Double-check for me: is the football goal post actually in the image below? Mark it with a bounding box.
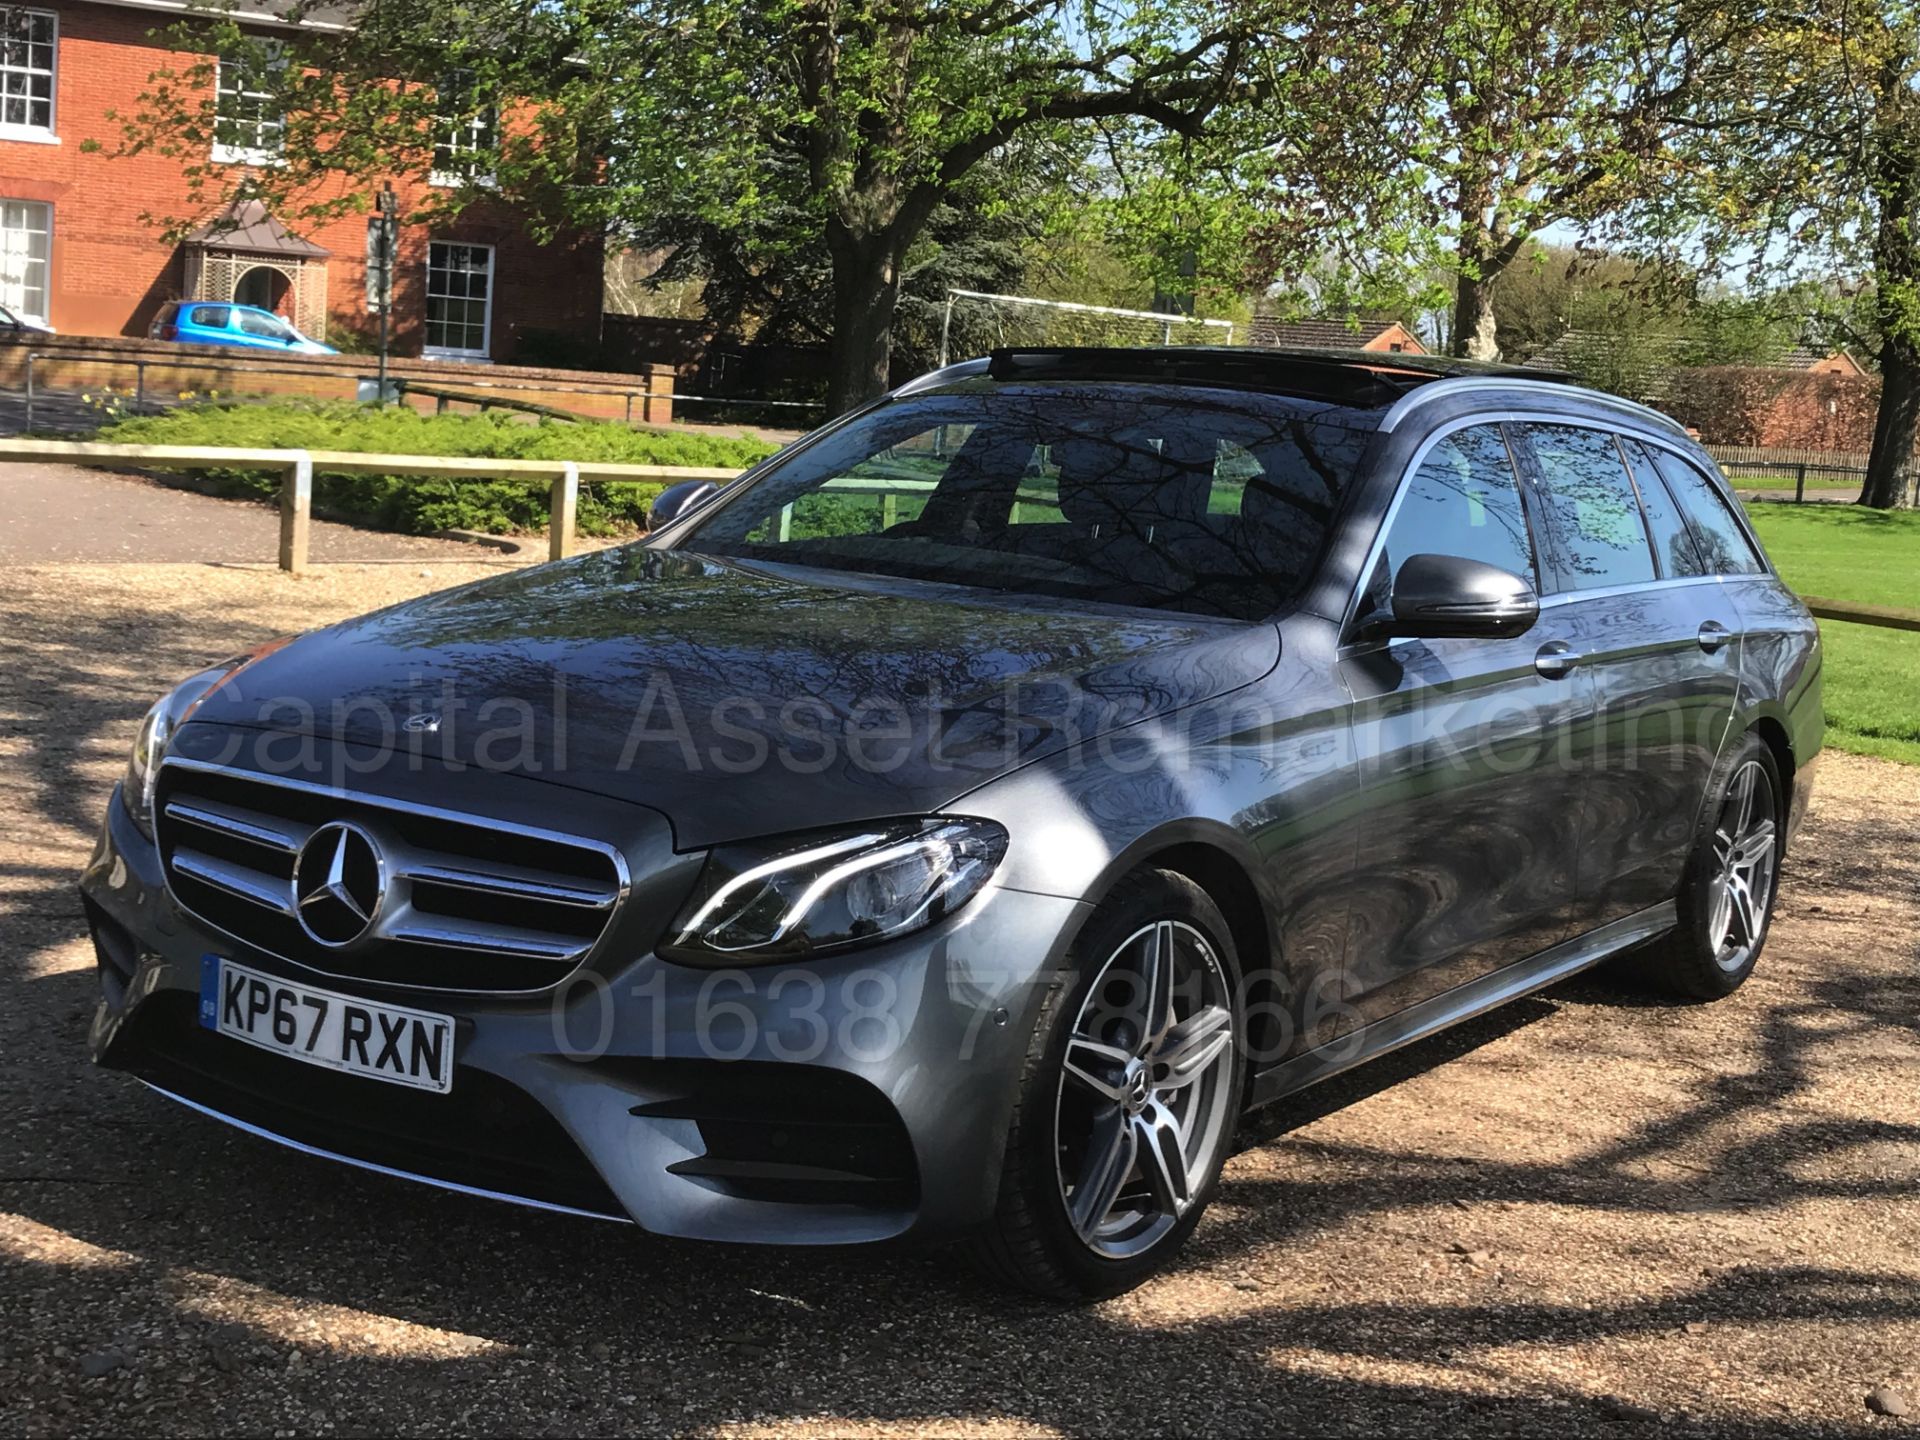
[938,289,1237,367]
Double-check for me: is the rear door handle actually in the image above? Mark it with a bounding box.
[1534,640,1582,679]
[1698,621,1734,653]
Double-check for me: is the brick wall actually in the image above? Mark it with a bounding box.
[1,331,676,422]
[0,0,604,362]
[1666,366,1882,452]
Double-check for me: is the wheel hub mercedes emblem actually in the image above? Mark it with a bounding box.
[292,821,387,947]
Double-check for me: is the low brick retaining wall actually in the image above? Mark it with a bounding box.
[1,333,677,425]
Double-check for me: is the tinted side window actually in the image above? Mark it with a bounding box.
[1620,439,1708,578]
[189,305,231,328]
[1650,449,1766,575]
[1379,424,1536,587]
[1522,424,1656,591]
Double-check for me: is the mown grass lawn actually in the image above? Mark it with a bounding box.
[1745,504,1920,765]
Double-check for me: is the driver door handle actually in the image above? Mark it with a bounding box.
[1534,640,1582,679]
[1698,620,1734,653]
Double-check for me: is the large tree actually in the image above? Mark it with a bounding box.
[1652,0,1920,508]
[1246,0,1744,361]
[1486,243,1646,362]
[635,153,1062,380]
[112,0,1273,412]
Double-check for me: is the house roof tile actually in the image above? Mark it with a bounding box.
[184,199,331,259]
[1247,317,1424,353]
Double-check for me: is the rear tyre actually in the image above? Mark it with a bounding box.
[1643,731,1784,1000]
[966,869,1245,1301]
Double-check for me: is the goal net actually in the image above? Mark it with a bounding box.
[938,289,1236,367]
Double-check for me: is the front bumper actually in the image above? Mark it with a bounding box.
[83,786,1085,1245]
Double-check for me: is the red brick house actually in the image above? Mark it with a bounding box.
[1247,316,1429,355]
[0,0,604,362]
[1521,329,1878,449]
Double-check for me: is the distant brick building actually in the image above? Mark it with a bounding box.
[1247,316,1428,355]
[1521,330,1868,400]
[0,0,604,362]
[1665,365,1882,453]
[1522,330,1878,450]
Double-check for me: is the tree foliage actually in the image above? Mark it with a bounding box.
[1246,0,1745,360]
[1486,244,1648,361]
[632,153,1068,384]
[106,0,1272,411]
[1646,0,1920,506]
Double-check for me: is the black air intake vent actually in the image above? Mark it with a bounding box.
[617,1059,919,1209]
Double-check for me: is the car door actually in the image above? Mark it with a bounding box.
[1336,420,1595,1025]
[1511,423,1740,934]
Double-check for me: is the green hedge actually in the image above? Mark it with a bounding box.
[94,402,779,536]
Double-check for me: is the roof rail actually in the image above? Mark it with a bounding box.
[886,347,1688,437]
[976,346,1414,406]
[1377,375,1689,437]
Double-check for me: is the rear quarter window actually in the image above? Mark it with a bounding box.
[1649,449,1767,576]
[1620,439,1709,578]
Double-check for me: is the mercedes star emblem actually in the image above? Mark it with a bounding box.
[292,821,387,947]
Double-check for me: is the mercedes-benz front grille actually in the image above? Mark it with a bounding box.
[153,761,628,993]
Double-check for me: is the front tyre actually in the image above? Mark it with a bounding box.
[1649,731,1785,1000]
[967,869,1244,1301]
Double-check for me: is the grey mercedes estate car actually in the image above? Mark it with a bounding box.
[83,347,1820,1299]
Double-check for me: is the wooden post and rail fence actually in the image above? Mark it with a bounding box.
[0,438,741,573]
[2,438,1917,634]
[1697,443,1920,506]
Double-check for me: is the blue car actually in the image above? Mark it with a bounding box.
[148,301,337,355]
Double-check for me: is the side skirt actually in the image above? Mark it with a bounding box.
[1249,901,1678,1108]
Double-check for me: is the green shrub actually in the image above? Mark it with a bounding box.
[95,401,778,536]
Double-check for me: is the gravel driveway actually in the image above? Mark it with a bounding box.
[3,561,1916,1438]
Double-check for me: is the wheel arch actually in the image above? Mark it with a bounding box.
[1068,823,1285,1076]
[1747,713,1795,801]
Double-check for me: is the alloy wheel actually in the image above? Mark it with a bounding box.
[1053,920,1238,1259]
[1708,758,1778,972]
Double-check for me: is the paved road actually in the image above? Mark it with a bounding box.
[0,463,515,564]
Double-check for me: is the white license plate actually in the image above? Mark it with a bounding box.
[199,956,455,1094]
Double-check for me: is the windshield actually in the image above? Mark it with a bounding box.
[671,383,1375,620]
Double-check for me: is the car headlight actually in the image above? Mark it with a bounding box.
[121,641,290,837]
[661,818,1008,965]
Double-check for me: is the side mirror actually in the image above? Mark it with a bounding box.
[1380,552,1539,640]
[647,480,721,532]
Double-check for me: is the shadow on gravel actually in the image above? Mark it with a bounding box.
[5,924,1916,1434]
[2,585,1916,1434]
[3,587,289,855]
